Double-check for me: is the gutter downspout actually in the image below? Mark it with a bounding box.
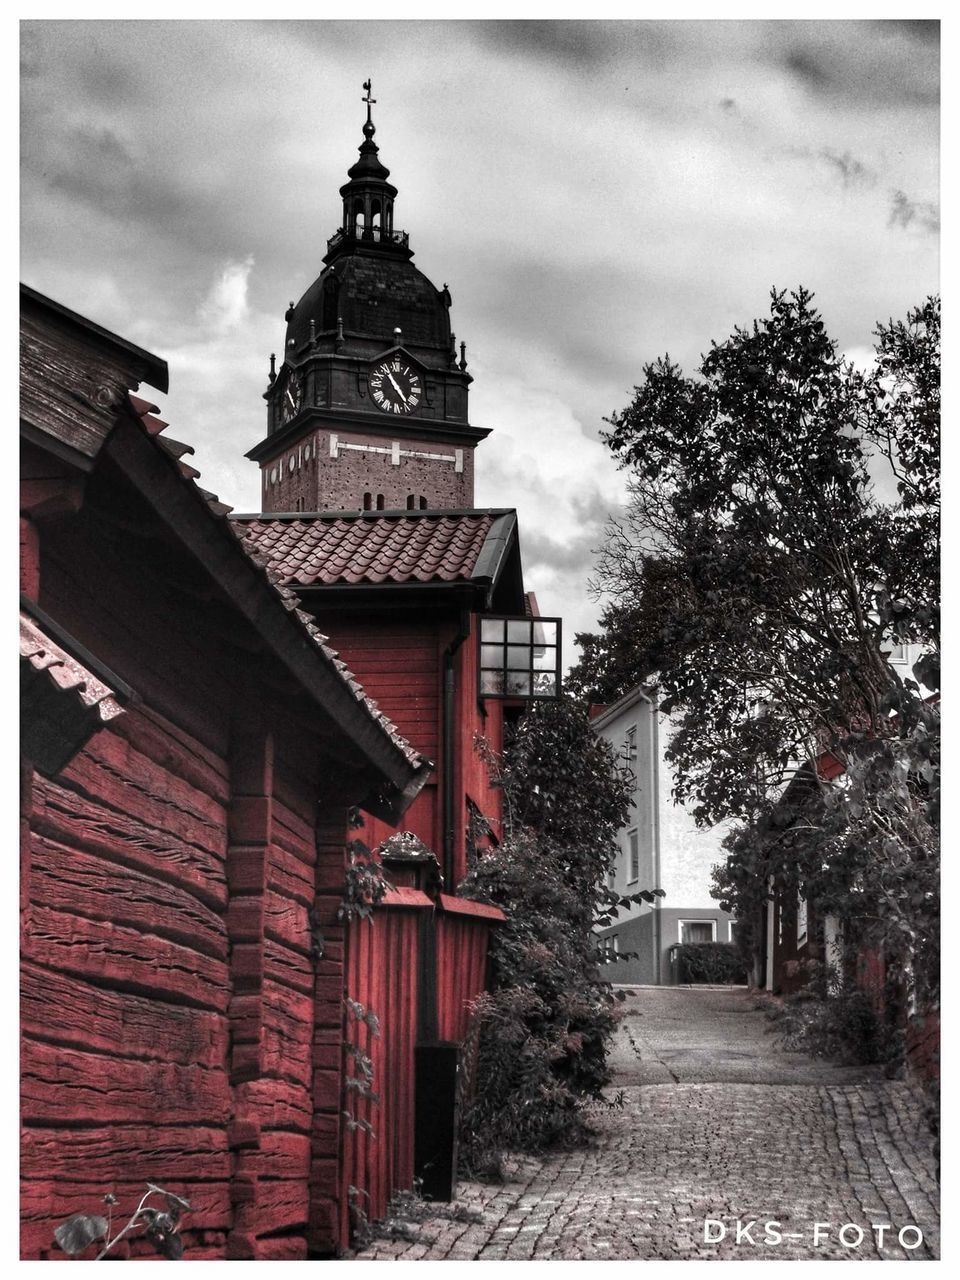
[442,606,471,891]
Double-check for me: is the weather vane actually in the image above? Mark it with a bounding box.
[362,79,376,126]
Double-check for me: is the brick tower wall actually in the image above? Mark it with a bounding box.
[261,428,475,513]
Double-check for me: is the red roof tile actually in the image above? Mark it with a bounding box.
[232,513,501,587]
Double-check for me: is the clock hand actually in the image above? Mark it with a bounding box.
[387,371,408,403]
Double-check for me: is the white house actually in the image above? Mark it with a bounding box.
[591,685,735,984]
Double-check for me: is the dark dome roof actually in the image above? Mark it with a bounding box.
[286,254,451,352]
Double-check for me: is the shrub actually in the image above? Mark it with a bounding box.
[458,700,641,1173]
[674,941,747,985]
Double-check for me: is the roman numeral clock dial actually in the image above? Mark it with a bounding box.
[370,358,421,415]
[280,370,302,423]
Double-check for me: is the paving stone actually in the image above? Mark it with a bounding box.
[349,986,939,1261]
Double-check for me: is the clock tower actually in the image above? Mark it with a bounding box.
[247,82,490,513]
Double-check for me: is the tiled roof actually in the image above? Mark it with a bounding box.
[231,511,505,587]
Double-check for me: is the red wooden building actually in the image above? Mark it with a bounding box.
[20,284,429,1259]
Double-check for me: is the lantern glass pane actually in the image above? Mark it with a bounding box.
[481,644,504,668]
[481,619,505,642]
[507,645,530,671]
[481,670,504,694]
[533,645,557,671]
[533,672,557,696]
[506,671,531,695]
[533,620,558,645]
[507,619,531,643]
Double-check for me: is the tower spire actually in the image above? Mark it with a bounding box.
[330,79,408,257]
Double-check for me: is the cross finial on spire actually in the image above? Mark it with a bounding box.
[362,79,376,127]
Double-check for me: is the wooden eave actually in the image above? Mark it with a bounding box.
[101,408,429,822]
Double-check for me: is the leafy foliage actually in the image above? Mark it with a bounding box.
[53,1184,190,1260]
[343,995,381,1140]
[458,699,658,1172]
[573,289,939,1025]
[673,941,747,985]
[338,841,392,923]
[763,982,891,1068]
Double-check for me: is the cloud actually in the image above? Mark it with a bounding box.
[198,257,256,334]
[778,23,939,108]
[889,190,940,234]
[818,149,876,189]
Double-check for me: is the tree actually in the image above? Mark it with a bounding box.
[572,289,939,1017]
[458,698,658,1171]
[573,288,939,823]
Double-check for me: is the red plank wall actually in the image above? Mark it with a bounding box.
[311,608,505,888]
[340,893,430,1236]
[21,499,361,1258]
[21,705,234,1258]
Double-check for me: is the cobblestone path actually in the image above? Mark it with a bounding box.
[350,986,940,1261]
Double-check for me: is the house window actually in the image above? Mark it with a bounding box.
[680,919,716,944]
[478,616,562,699]
[797,894,808,946]
[600,934,619,961]
[607,859,617,890]
[623,725,637,785]
[628,829,640,883]
[887,641,909,665]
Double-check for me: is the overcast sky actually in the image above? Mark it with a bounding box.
[20,19,939,671]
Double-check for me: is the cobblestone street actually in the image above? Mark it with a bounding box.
[350,986,940,1261]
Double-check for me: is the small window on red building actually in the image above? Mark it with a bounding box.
[478,616,562,699]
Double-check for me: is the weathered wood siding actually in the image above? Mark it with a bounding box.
[434,901,495,1045]
[340,893,429,1235]
[21,704,233,1259]
[309,609,505,887]
[21,505,359,1258]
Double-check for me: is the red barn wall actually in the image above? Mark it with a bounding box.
[340,893,430,1234]
[21,704,233,1259]
[21,500,359,1259]
[310,607,505,887]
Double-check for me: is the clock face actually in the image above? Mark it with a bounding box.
[281,371,302,422]
[370,358,421,415]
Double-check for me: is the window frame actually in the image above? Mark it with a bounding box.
[678,918,717,944]
[477,615,562,700]
[627,827,640,884]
